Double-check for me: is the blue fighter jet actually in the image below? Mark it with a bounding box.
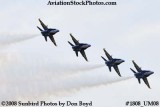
[130,61,154,89]
[68,34,91,61]
[101,49,124,77]
[37,19,59,46]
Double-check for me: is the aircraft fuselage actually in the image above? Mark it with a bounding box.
[135,70,154,79]
[72,43,91,51]
[105,59,124,67]
[41,28,59,37]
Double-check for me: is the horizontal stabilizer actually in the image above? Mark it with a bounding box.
[68,41,74,46]
[130,68,136,73]
[108,66,112,72]
[101,56,107,61]
[37,26,43,31]
[44,36,47,41]
[138,78,141,84]
[75,51,78,57]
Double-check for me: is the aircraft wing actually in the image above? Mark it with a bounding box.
[132,61,142,72]
[39,19,48,30]
[143,77,151,89]
[113,65,121,77]
[80,50,88,61]
[70,34,79,45]
[103,48,113,60]
[49,35,57,46]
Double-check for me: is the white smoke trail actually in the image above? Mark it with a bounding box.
[48,75,134,97]
[0,46,132,101]
[0,61,134,101]
[0,33,38,46]
[47,64,106,76]
[0,33,133,101]
[0,54,105,100]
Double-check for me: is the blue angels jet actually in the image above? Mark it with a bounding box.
[68,34,91,61]
[130,61,154,89]
[37,19,59,46]
[101,49,124,77]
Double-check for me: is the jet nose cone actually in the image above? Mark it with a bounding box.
[56,29,59,32]
[88,44,91,47]
[122,60,125,62]
[120,59,125,63]
[151,71,154,74]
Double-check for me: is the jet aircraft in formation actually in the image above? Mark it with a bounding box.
[101,49,124,77]
[68,34,91,61]
[37,19,154,89]
[37,19,59,46]
[130,61,154,89]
